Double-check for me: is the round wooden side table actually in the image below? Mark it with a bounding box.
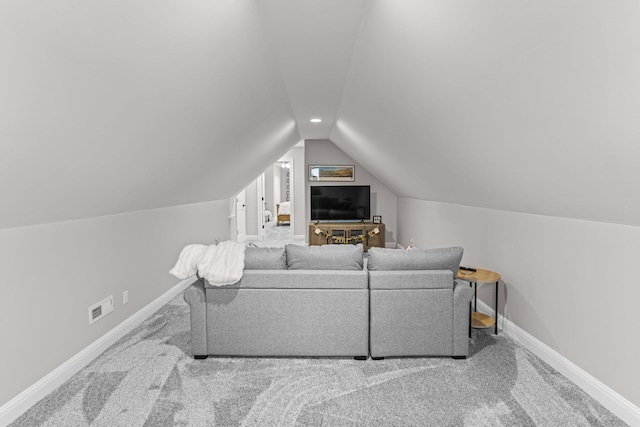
[456,268,501,335]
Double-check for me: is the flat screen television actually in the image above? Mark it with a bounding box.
[310,185,370,221]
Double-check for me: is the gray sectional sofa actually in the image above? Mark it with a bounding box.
[183,244,473,360]
[367,247,473,359]
[184,244,369,359]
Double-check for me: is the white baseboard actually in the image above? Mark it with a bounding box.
[4,282,636,426]
[0,278,196,427]
[476,300,640,426]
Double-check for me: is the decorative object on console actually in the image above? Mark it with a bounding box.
[309,165,355,181]
[373,215,382,224]
[312,223,380,244]
[309,222,385,251]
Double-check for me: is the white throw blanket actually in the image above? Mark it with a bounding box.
[169,241,245,286]
[169,244,208,279]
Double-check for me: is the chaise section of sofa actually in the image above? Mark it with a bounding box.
[367,247,473,359]
[184,244,369,359]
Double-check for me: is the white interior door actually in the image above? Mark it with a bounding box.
[257,173,266,239]
[236,190,246,243]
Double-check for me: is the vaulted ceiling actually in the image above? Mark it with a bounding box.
[2,0,640,229]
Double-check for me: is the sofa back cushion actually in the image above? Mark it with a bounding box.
[367,247,463,276]
[244,247,286,270]
[286,244,364,270]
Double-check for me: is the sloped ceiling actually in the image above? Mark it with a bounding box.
[258,0,366,139]
[333,0,640,226]
[2,0,640,229]
[0,0,300,229]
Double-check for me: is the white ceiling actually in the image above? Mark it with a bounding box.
[259,0,367,140]
[2,0,640,229]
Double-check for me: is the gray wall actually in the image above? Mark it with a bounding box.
[291,146,306,238]
[0,200,229,407]
[273,165,282,212]
[397,197,640,409]
[305,140,397,244]
[280,166,290,202]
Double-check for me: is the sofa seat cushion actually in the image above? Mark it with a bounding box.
[285,244,364,270]
[244,247,286,270]
[367,247,463,276]
[205,269,368,290]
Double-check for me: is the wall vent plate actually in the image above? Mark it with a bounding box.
[88,295,114,325]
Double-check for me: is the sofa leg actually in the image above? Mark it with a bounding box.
[371,356,384,361]
[354,356,367,361]
[194,355,208,360]
[452,356,466,360]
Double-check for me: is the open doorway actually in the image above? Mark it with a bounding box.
[233,156,295,244]
[263,158,293,241]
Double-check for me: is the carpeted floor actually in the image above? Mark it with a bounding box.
[10,290,626,426]
[247,221,295,248]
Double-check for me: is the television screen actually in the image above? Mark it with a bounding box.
[310,185,370,221]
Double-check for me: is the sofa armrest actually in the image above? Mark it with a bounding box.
[453,279,474,357]
[183,279,207,357]
[454,279,474,303]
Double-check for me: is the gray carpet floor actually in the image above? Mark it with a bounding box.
[10,290,626,426]
[247,221,296,248]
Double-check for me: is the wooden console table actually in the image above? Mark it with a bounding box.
[456,268,501,335]
[308,222,385,251]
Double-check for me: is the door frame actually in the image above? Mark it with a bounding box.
[256,173,266,240]
[235,189,247,243]
[278,156,295,239]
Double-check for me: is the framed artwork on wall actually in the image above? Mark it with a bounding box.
[308,165,355,181]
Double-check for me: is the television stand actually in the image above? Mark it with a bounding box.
[308,222,385,251]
